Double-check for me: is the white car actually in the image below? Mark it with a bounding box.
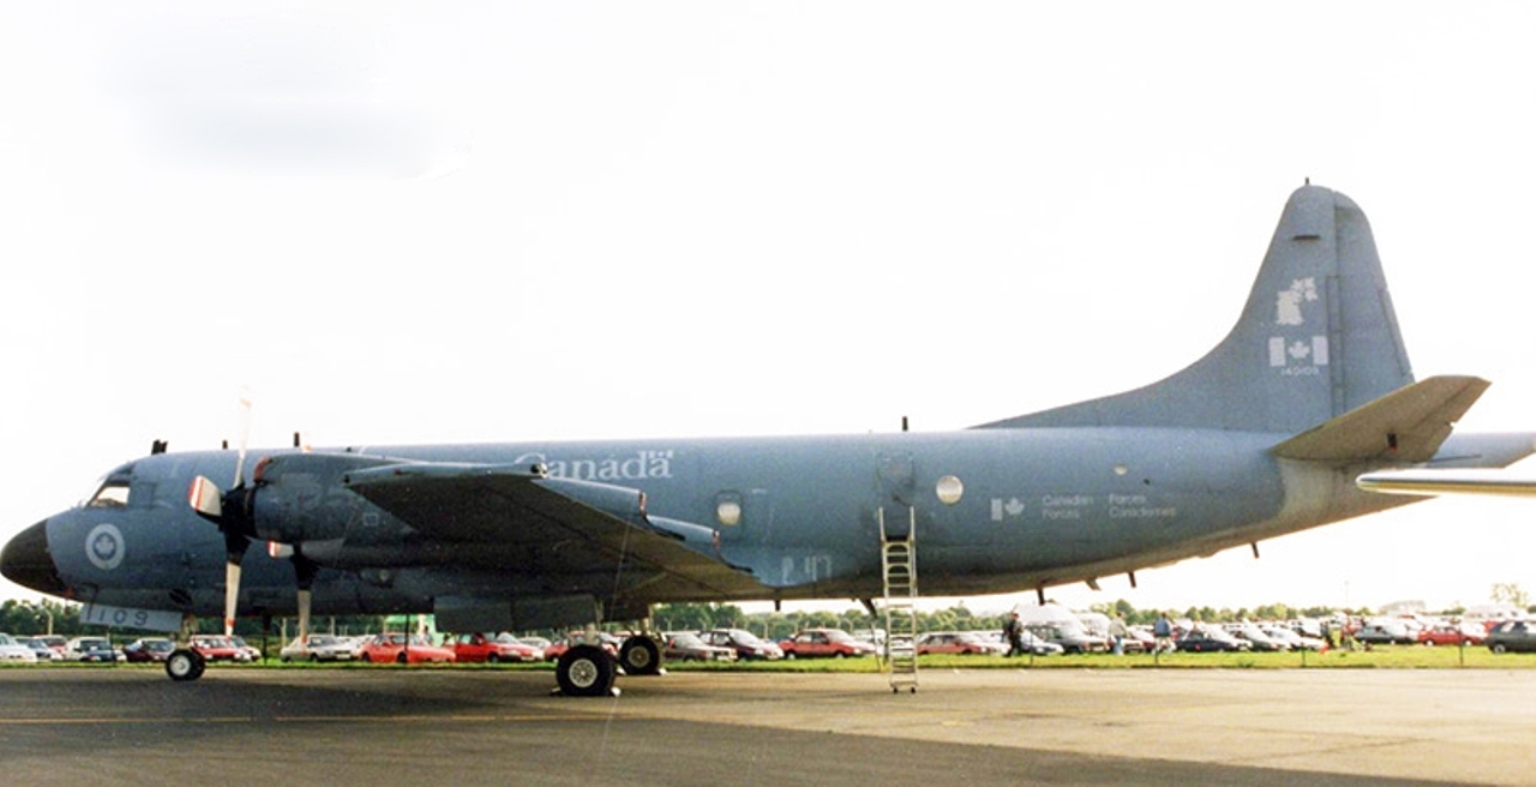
[65,636,123,662]
[17,637,60,661]
[0,633,39,663]
[280,634,358,662]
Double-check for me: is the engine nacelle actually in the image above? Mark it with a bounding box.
[250,452,398,545]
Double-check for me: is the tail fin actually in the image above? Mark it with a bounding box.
[979,185,1414,433]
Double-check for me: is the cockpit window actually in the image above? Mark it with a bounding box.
[87,481,131,508]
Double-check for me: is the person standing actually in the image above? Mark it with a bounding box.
[1003,611,1025,657]
[1110,612,1129,656]
[1153,613,1174,654]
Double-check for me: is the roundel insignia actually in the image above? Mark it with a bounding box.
[85,523,125,570]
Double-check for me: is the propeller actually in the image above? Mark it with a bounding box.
[188,394,322,642]
[188,394,257,637]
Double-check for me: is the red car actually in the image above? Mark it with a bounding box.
[123,638,175,663]
[358,634,456,665]
[916,631,1007,656]
[190,635,252,662]
[1418,622,1487,647]
[543,632,621,662]
[449,632,543,663]
[777,628,878,659]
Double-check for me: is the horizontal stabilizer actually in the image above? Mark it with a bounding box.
[1357,469,1536,497]
[1270,375,1489,463]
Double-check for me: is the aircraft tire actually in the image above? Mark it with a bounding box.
[619,636,662,676]
[166,649,205,682]
[557,645,616,697]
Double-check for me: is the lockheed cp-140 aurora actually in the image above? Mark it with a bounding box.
[5,184,1532,695]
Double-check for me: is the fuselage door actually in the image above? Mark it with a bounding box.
[876,452,917,541]
[877,452,916,507]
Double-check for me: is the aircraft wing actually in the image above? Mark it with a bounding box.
[342,462,770,600]
[1356,469,1536,498]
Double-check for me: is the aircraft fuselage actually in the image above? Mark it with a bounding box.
[17,427,1530,623]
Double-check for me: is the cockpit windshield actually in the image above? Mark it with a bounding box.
[84,466,135,508]
[86,480,130,508]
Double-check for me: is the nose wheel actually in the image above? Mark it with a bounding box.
[166,648,206,682]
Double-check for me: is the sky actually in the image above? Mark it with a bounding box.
[2,1,1534,618]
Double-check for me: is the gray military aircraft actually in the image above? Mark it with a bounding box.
[4,184,1533,695]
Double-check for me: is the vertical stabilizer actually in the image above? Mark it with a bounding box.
[979,186,1413,433]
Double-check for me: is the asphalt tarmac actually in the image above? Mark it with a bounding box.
[0,666,1529,785]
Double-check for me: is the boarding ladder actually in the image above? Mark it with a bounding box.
[879,506,919,693]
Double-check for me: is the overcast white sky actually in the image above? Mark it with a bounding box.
[2,1,1533,616]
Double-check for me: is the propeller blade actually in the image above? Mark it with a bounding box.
[294,554,318,643]
[188,476,224,518]
[232,391,253,489]
[223,560,242,637]
[296,589,313,642]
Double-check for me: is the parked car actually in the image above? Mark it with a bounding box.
[1262,626,1327,652]
[1014,630,1066,656]
[1119,626,1155,654]
[1224,623,1291,652]
[517,635,552,654]
[16,637,61,661]
[661,632,737,662]
[1418,622,1487,647]
[1487,620,1536,654]
[448,632,544,663]
[229,635,264,661]
[542,632,621,661]
[35,635,68,657]
[778,628,878,658]
[0,633,39,662]
[280,634,359,662]
[1175,627,1251,653]
[65,636,122,662]
[189,635,252,662]
[122,637,175,663]
[1354,620,1415,645]
[916,631,1008,656]
[699,628,783,660]
[358,633,456,664]
[1025,623,1109,654]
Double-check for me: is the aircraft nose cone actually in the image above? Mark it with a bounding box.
[1,520,67,596]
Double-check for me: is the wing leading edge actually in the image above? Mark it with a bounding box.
[342,461,770,604]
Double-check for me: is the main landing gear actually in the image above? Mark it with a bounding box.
[555,645,618,697]
[553,633,664,697]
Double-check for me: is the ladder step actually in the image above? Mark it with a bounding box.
[879,505,919,691]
